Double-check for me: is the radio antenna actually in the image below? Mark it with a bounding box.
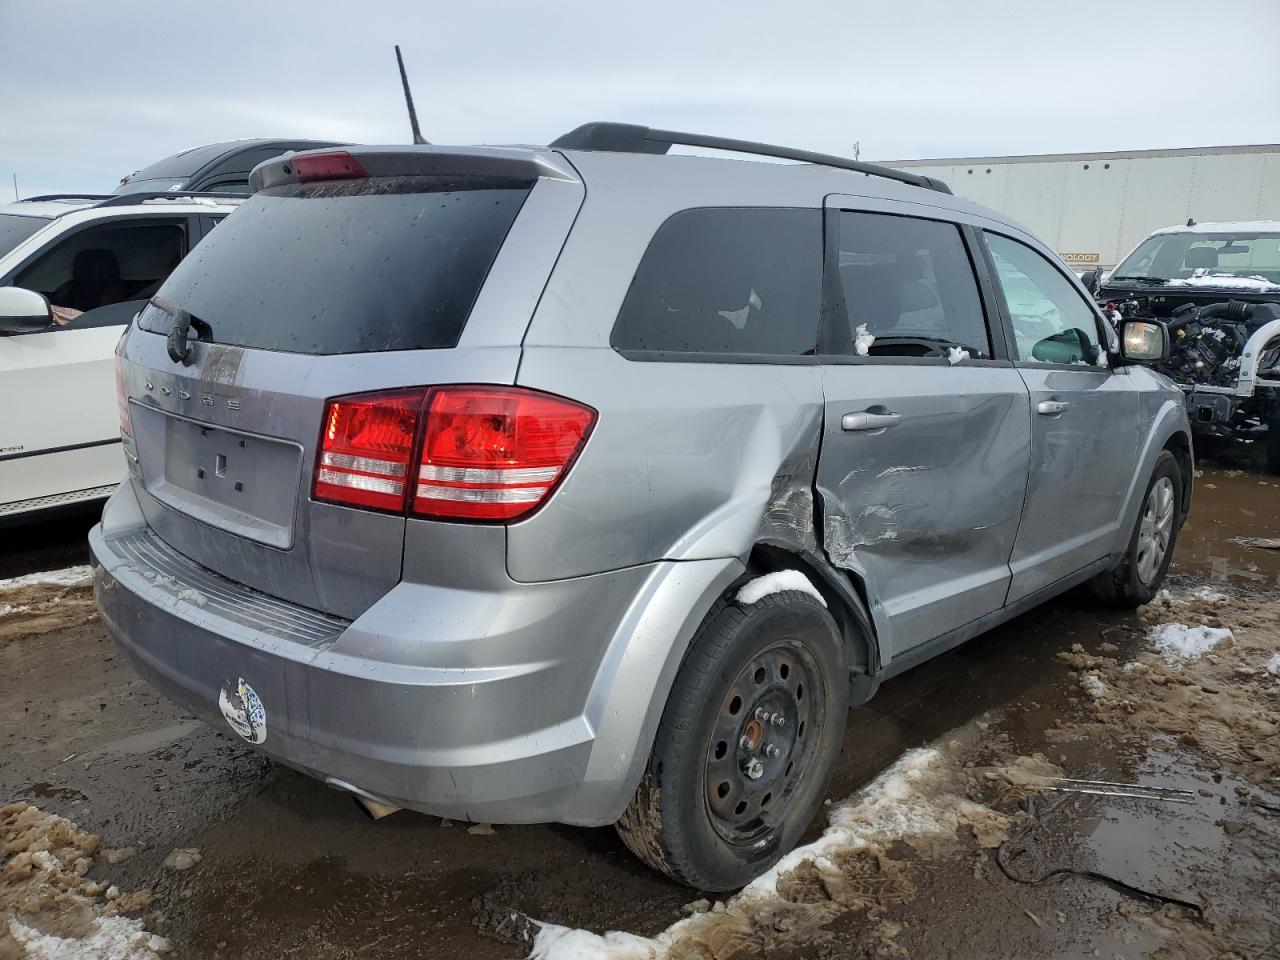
[395,45,428,145]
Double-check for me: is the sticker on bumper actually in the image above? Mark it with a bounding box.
[218,678,267,744]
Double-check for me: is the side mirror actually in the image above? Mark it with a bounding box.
[1079,268,1101,295]
[0,287,53,334]
[1120,320,1170,363]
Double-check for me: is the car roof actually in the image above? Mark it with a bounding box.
[0,197,99,218]
[130,139,344,180]
[1148,220,1280,236]
[259,137,1028,238]
[0,195,244,220]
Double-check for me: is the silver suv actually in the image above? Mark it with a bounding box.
[89,126,1193,890]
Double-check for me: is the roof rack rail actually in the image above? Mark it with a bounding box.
[550,122,952,195]
[92,191,241,208]
[21,193,114,203]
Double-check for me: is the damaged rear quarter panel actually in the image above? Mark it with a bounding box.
[509,347,825,581]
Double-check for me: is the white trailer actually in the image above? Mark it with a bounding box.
[884,144,1280,270]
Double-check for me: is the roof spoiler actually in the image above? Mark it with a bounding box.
[251,146,574,192]
[551,122,953,195]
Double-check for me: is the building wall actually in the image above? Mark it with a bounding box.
[885,146,1280,269]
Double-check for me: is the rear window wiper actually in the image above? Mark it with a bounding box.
[151,295,212,365]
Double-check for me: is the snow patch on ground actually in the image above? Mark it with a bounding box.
[10,916,170,960]
[1150,622,1232,662]
[853,323,875,356]
[526,737,1053,960]
[528,926,657,960]
[0,566,93,592]
[740,747,957,896]
[1266,653,1280,677]
[1,804,167,959]
[1080,674,1107,699]
[736,570,826,608]
[1191,586,1228,603]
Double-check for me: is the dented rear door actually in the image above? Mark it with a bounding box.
[814,201,1031,660]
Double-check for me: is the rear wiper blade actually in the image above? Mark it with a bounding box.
[151,295,212,365]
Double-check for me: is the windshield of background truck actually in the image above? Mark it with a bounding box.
[1114,231,1280,285]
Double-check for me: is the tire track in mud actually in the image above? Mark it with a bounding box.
[1055,587,1280,787]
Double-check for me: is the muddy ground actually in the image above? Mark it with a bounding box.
[1,459,1278,959]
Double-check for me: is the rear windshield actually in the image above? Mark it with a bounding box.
[137,176,530,354]
[0,213,49,257]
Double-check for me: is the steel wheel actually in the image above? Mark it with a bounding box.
[1135,475,1175,584]
[703,640,823,846]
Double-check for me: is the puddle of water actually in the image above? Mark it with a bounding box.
[20,781,89,804]
[1176,465,1280,586]
[88,720,204,760]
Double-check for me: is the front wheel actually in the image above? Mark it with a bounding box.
[1090,450,1183,607]
[615,587,847,891]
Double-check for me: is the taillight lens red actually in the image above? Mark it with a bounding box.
[413,388,596,521]
[314,389,423,512]
[313,386,596,522]
[292,151,369,183]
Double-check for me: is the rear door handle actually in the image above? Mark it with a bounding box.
[1037,400,1070,416]
[841,411,902,432]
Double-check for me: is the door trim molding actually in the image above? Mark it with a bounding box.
[0,436,121,464]
[876,553,1119,683]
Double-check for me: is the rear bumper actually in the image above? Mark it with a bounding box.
[90,482,741,826]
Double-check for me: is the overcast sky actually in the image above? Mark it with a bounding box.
[2,0,1278,198]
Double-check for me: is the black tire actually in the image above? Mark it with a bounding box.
[1266,395,1280,475]
[615,588,847,891]
[1091,450,1183,607]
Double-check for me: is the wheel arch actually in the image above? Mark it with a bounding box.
[744,542,881,703]
[1118,398,1194,546]
[1162,429,1194,525]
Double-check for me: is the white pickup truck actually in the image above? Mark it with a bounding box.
[0,194,241,523]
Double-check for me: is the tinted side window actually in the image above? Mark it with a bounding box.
[985,233,1101,365]
[611,207,821,357]
[829,212,990,359]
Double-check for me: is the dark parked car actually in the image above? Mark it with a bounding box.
[113,139,348,196]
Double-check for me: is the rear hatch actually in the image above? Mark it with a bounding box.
[117,147,584,618]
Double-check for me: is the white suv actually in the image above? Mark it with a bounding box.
[0,193,242,522]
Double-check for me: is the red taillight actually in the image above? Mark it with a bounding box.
[312,386,595,523]
[413,388,596,521]
[314,389,423,513]
[292,151,369,183]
